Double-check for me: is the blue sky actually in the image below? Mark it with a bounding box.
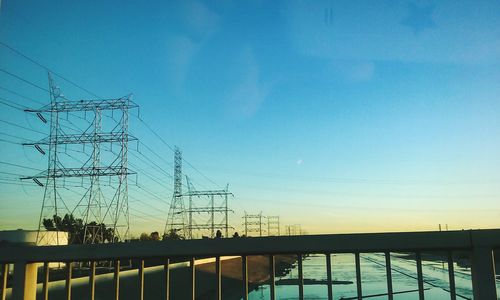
[1,0,499,235]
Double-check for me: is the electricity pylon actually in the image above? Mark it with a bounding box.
[243,212,265,237]
[285,224,302,236]
[22,73,137,244]
[185,176,233,239]
[164,146,187,238]
[267,216,280,236]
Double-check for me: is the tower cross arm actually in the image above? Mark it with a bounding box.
[22,133,137,145]
[20,166,136,180]
[25,98,138,113]
[185,190,234,197]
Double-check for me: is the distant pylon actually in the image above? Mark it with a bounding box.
[185,176,234,239]
[267,216,280,236]
[164,146,187,238]
[243,212,264,237]
[285,224,302,236]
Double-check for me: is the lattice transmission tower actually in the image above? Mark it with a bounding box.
[267,216,280,236]
[285,224,302,236]
[243,212,265,237]
[22,73,137,244]
[185,176,233,239]
[164,146,187,238]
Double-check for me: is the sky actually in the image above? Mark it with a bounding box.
[0,0,499,236]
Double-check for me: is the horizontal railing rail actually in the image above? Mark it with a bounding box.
[2,229,499,262]
[1,229,499,300]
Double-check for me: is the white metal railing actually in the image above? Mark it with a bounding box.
[1,229,499,300]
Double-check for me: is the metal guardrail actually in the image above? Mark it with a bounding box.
[0,229,499,300]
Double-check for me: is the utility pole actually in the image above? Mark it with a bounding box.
[23,73,137,244]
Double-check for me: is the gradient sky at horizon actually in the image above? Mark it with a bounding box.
[1,0,499,236]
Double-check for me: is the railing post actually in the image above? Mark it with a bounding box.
[326,254,333,300]
[138,259,145,300]
[269,255,276,300]
[216,256,221,300]
[164,259,170,300]
[190,257,196,300]
[298,254,304,300]
[415,252,424,300]
[447,252,456,300]
[471,247,497,299]
[354,253,362,300]
[42,262,49,300]
[242,256,248,300]
[11,262,38,300]
[65,262,72,300]
[384,252,393,300]
[113,260,120,300]
[1,264,9,300]
[89,261,96,300]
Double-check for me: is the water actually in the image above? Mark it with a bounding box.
[248,253,486,300]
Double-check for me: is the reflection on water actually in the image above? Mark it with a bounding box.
[248,253,480,300]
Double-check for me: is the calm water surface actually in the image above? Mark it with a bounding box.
[248,253,500,300]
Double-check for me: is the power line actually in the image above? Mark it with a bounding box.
[136,117,175,152]
[196,165,500,186]
[183,158,223,189]
[136,140,173,169]
[0,170,26,177]
[0,85,44,105]
[129,148,173,179]
[136,116,223,189]
[0,85,90,125]
[0,41,102,99]
[129,195,168,214]
[4,40,221,192]
[1,43,229,232]
[0,176,23,181]
[129,211,165,224]
[0,179,36,187]
[135,184,169,204]
[0,138,21,145]
[0,161,43,171]
[20,75,136,244]
[0,68,49,92]
[0,44,185,236]
[106,145,173,191]
[129,145,195,190]
[129,189,170,220]
[0,119,46,135]
[0,132,29,141]
[129,161,173,191]
[0,101,23,110]
[3,42,224,192]
[120,141,198,192]
[134,184,168,201]
[0,97,27,110]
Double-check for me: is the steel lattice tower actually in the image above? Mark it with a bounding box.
[267,216,280,236]
[185,176,233,239]
[22,73,137,244]
[164,146,187,238]
[243,212,265,237]
[285,224,302,236]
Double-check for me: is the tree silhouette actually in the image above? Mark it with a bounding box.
[42,214,116,244]
[162,229,184,241]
